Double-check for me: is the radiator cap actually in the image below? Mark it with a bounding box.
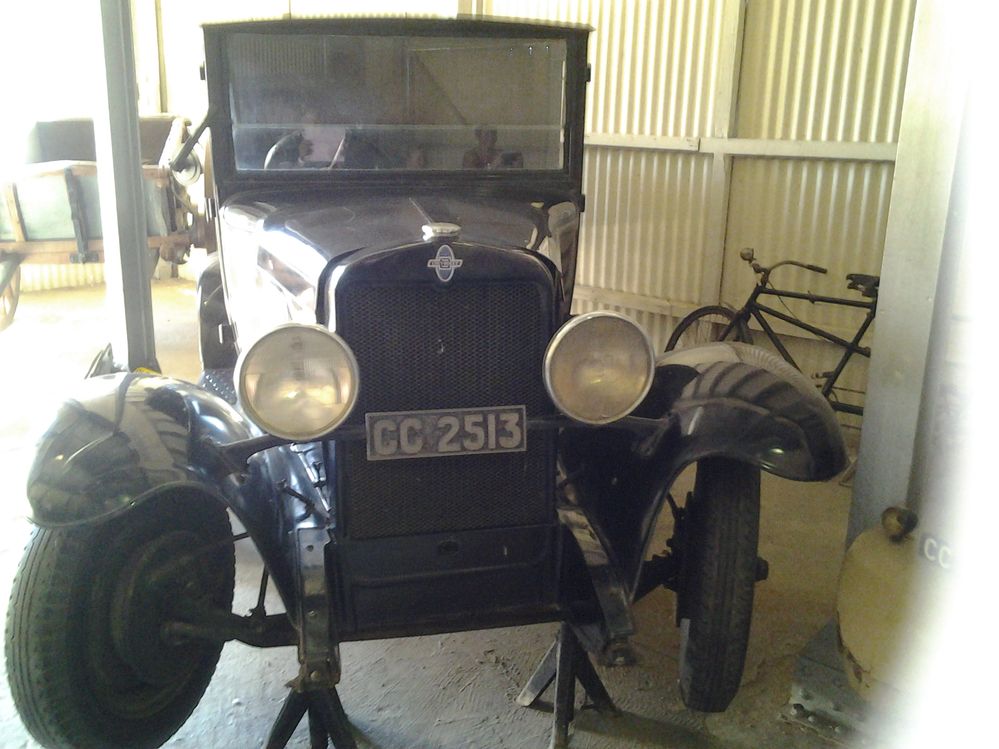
[422,222,461,241]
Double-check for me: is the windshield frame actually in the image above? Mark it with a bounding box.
[204,18,590,205]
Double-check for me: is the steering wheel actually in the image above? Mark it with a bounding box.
[263,131,305,170]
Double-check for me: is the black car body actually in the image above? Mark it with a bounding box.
[6,17,847,749]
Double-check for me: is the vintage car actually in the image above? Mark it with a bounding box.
[5,17,847,749]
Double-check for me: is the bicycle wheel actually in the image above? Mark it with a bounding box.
[666,306,751,352]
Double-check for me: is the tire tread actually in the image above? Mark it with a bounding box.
[5,497,233,749]
[678,457,761,712]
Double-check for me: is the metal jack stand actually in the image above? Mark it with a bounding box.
[517,622,619,749]
[265,686,357,749]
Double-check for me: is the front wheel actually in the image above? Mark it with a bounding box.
[5,494,235,748]
[677,458,761,712]
[665,305,751,352]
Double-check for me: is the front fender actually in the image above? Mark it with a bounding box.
[642,342,846,479]
[25,373,295,602]
[27,373,255,526]
[562,342,848,594]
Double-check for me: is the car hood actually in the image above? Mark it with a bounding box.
[223,192,546,261]
[217,191,564,347]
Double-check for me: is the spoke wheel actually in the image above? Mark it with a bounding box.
[5,494,234,748]
[665,305,751,351]
[1,265,21,331]
[676,457,761,712]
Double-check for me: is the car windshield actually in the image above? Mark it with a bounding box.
[227,33,567,172]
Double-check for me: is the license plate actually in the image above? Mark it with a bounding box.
[365,406,527,461]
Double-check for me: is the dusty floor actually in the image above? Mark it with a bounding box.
[0,281,854,749]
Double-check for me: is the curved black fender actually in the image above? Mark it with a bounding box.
[197,253,238,370]
[560,342,848,595]
[24,372,300,605]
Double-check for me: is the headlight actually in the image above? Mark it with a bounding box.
[236,324,359,441]
[544,311,655,425]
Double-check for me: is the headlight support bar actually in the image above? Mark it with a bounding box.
[210,414,676,473]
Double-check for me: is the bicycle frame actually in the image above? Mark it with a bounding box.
[726,285,877,416]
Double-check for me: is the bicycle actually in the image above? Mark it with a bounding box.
[665,248,879,416]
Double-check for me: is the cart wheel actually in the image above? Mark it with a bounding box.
[676,457,760,712]
[665,305,751,351]
[1,265,21,331]
[5,493,234,748]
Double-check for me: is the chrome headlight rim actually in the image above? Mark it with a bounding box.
[235,323,360,442]
[543,310,656,426]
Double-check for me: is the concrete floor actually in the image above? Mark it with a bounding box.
[0,280,855,749]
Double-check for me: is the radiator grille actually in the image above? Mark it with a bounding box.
[336,280,555,540]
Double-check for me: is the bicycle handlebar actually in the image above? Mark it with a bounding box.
[769,259,828,275]
[739,249,875,300]
[741,250,830,274]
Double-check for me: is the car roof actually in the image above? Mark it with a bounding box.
[202,15,592,36]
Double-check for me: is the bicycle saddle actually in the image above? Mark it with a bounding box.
[846,273,879,298]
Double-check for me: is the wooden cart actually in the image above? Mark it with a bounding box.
[0,115,202,330]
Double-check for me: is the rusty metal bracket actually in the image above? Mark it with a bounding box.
[557,502,635,643]
[294,525,339,688]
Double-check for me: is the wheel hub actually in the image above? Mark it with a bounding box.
[110,530,210,686]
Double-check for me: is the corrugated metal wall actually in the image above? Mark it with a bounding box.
[21,263,105,293]
[486,0,915,424]
[737,0,914,143]
[584,0,724,137]
[576,148,713,314]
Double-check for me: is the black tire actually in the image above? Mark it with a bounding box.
[1,264,21,332]
[5,494,235,748]
[677,457,761,712]
[665,305,751,352]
